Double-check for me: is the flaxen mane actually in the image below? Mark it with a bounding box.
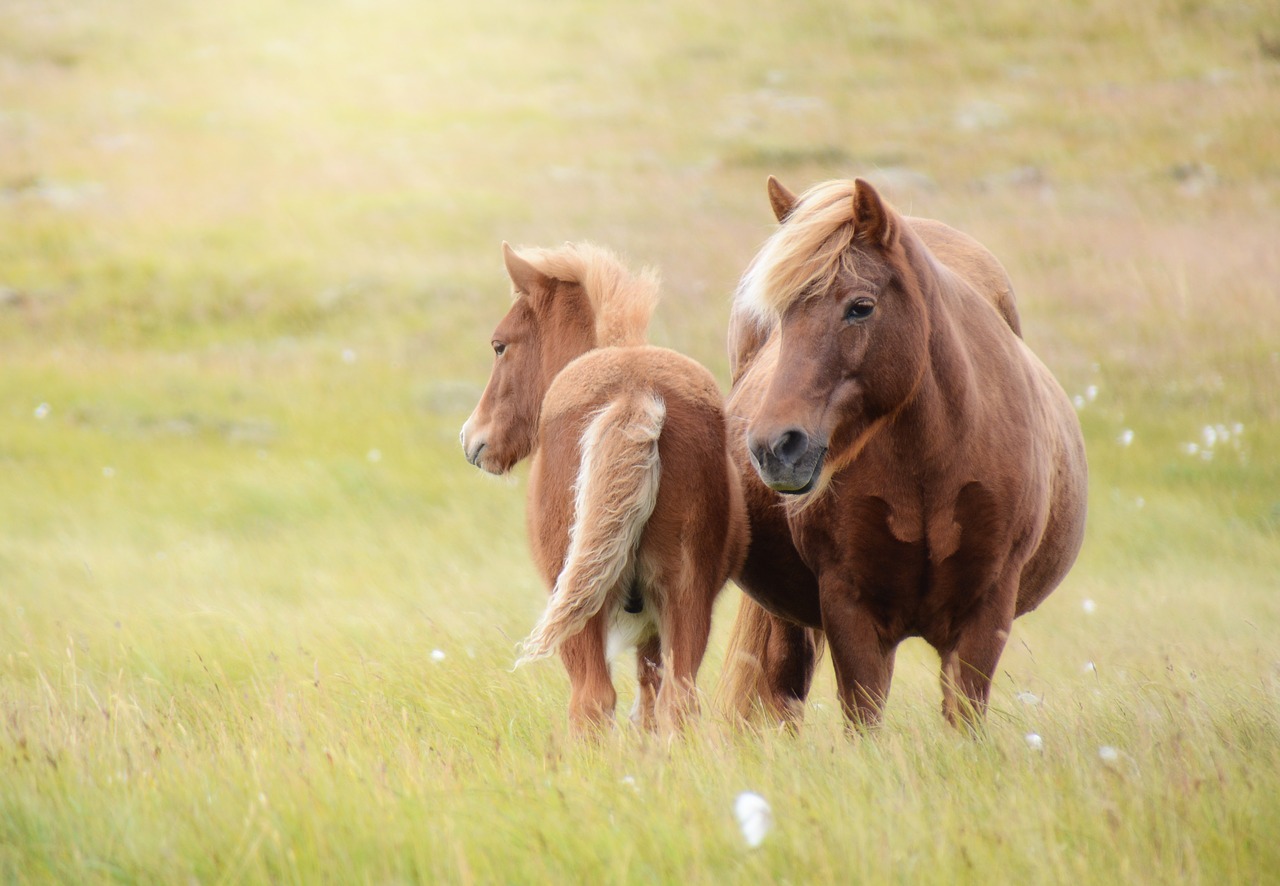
[514,242,659,347]
[734,180,872,326]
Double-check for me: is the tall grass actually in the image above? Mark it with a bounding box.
[1,0,1278,881]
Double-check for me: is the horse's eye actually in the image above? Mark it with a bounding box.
[493,342,507,357]
[844,299,875,323]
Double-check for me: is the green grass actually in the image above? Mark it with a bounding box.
[2,0,1279,881]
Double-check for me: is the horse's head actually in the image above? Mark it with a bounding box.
[460,243,596,474]
[738,178,930,496]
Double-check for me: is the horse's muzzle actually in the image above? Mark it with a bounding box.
[747,427,827,495]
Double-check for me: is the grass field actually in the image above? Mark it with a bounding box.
[2,0,1280,881]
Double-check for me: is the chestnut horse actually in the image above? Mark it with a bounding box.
[461,242,747,735]
[718,178,1087,730]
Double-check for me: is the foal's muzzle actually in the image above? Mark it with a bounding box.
[459,420,488,470]
[747,427,827,495]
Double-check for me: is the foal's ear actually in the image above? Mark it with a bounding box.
[502,242,548,295]
[852,178,898,248]
[767,175,799,223]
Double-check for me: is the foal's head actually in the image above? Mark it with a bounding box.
[735,178,931,496]
[460,242,657,475]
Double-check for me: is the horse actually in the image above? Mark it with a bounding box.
[460,242,748,736]
[717,177,1087,731]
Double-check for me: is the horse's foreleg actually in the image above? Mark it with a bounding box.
[630,634,662,732]
[940,586,1016,731]
[559,611,616,735]
[820,585,896,732]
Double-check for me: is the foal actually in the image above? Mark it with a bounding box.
[461,242,747,735]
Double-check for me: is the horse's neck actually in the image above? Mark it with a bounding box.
[894,272,981,470]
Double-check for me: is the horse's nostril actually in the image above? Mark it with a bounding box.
[773,428,810,464]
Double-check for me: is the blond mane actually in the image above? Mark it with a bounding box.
[515,242,659,348]
[733,179,866,327]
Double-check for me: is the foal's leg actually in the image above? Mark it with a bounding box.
[559,610,617,735]
[820,582,896,732]
[940,584,1017,730]
[631,634,662,732]
[655,582,714,736]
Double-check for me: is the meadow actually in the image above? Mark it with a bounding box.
[2,0,1279,881]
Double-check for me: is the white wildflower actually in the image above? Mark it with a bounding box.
[34,403,50,420]
[734,791,772,848]
[1117,429,1134,447]
[1025,733,1044,751]
[1015,691,1041,706]
[430,649,446,662]
[1098,745,1120,764]
[1072,395,1086,409]
[1085,384,1098,402]
[1082,598,1096,614]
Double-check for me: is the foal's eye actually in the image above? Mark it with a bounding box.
[493,342,507,357]
[844,298,876,323]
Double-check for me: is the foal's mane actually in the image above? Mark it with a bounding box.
[733,179,870,326]
[517,242,658,348]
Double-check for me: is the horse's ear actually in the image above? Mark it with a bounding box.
[767,176,799,223]
[502,242,547,295]
[852,178,897,248]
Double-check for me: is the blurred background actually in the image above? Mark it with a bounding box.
[1,0,1278,879]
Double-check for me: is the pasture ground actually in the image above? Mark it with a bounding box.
[2,0,1279,882]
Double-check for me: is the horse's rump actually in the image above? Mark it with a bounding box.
[523,345,746,663]
[518,386,666,665]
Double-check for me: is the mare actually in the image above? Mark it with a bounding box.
[461,242,747,735]
[718,178,1087,730]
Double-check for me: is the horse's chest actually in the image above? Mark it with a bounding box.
[795,482,1006,643]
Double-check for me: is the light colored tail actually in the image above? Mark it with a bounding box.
[516,391,665,665]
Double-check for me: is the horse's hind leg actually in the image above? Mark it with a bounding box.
[656,584,714,736]
[560,611,617,735]
[717,598,822,730]
[631,634,662,732]
[762,618,823,729]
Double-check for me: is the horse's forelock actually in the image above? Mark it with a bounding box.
[733,181,863,326]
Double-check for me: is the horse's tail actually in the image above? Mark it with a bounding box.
[516,391,665,665]
[716,594,825,726]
